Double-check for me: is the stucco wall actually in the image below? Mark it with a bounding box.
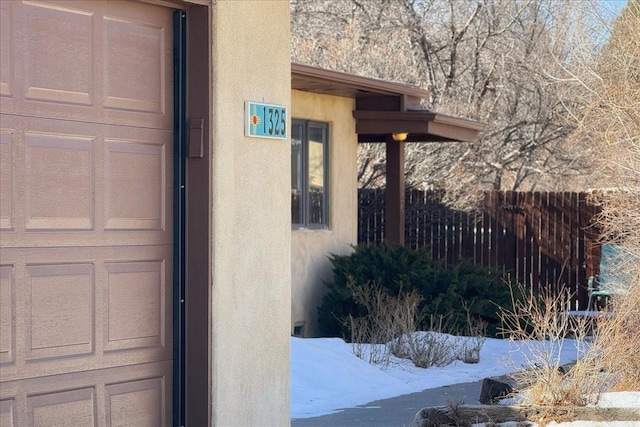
[291,90,358,337]
[210,2,291,426]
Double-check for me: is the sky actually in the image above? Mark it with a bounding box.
[590,0,629,44]
[290,335,640,425]
[600,0,628,17]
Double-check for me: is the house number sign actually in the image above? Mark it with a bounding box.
[245,101,287,140]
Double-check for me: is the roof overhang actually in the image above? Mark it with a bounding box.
[291,63,429,99]
[291,63,486,143]
[353,110,485,143]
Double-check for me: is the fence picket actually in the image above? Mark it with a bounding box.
[358,189,601,309]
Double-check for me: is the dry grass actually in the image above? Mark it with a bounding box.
[498,270,640,416]
[590,272,640,391]
[498,282,606,407]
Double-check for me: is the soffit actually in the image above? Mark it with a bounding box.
[353,110,486,142]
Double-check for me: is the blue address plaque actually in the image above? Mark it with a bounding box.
[245,101,287,140]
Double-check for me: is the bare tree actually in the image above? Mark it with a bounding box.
[291,0,599,205]
[566,0,640,262]
[559,1,640,392]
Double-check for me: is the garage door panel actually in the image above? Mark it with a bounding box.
[0,265,15,364]
[0,1,174,423]
[0,1,14,98]
[105,139,167,231]
[0,245,172,383]
[25,263,94,361]
[0,115,173,248]
[23,1,94,107]
[25,132,94,231]
[1,361,171,427]
[102,127,171,235]
[27,387,97,427]
[0,0,173,131]
[104,260,167,352]
[0,129,14,230]
[103,16,167,115]
[0,399,16,427]
[105,377,165,427]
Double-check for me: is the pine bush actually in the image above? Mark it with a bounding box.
[317,243,511,339]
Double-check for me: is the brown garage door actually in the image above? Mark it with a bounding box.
[0,1,174,425]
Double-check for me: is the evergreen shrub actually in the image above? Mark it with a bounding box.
[317,243,512,339]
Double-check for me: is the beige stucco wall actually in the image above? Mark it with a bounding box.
[211,2,291,426]
[291,90,358,337]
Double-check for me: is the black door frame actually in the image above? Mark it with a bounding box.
[173,4,211,426]
[172,9,187,426]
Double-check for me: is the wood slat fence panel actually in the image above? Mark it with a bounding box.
[358,189,602,309]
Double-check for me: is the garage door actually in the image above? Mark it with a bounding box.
[0,1,174,425]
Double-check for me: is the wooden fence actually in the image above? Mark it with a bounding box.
[358,189,602,309]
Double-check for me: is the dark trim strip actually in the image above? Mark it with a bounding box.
[184,5,212,425]
[172,9,187,427]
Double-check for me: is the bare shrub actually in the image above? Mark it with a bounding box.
[345,281,422,367]
[345,282,486,368]
[590,272,640,391]
[347,314,391,367]
[457,301,487,364]
[498,282,606,406]
[409,332,457,368]
[458,336,484,364]
[561,0,640,396]
[393,320,459,368]
[498,276,640,410]
[391,313,486,368]
[576,0,640,394]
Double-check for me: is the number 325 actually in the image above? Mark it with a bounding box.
[265,107,286,137]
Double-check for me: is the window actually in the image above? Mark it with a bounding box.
[291,119,328,228]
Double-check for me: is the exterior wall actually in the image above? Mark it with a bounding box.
[291,90,358,337]
[210,2,291,426]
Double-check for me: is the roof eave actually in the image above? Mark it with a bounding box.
[353,110,486,143]
[291,63,430,99]
[291,63,486,143]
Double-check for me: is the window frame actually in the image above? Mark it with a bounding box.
[291,119,329,230]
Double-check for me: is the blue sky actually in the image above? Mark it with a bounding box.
[599,0,628,18]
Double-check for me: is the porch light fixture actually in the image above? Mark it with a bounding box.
[392,132,408,142]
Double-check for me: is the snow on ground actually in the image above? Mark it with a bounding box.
[291,335,583,419]
[291,335,640,425]
[598,393,640,408]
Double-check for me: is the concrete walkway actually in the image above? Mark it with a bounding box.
[291,379,484,427]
